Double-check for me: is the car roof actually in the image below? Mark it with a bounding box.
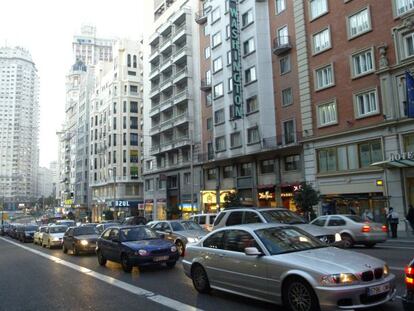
[214,223,291,232]
[220,207,287,212]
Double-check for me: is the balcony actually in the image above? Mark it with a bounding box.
[173,24,187,43]
[173,46,189,63]
[150,112,189,134]
[150,135,191,155]
[159,77,173,91]
[150,85,160,98]
[160,58,173,72]
[195,9,208,24]
[200,79,211,91]
[159,98,174,113]
[174,89,189,104]
[262,132,303,150]
[173,67,188,84]
[149,66,160,79]
[273,36,292,56]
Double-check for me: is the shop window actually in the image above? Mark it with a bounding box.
[261,160,274,174]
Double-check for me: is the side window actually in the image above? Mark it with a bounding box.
[209,215,216,225]
[214,212,226,226]
[203,231,225,249]
[109,229,119,240]
[192,216,199,224]
[244,212,261,224]
[162,223,171,231]
[226,212,243,226]
[153,222,163,230]
[102,229,111,240]
[199,216,206,225]
[223,230,260,252]
[327,216,346,226]
[312,217,327,227]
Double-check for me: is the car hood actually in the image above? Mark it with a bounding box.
[75,234,98,240]
[49,233,65,238]
[293,223,336,236]
[176,230,207,239]
[275,247,385,274]
[122,239,174,250]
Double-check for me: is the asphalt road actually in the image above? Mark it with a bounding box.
[0,236,412,311]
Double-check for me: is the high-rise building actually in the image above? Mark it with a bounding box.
[143,0,203,220]
[0,46,39,210]
[37,166,54,198]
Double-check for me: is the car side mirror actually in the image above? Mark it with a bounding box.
[159,234,165,239]
[244,247,263,257]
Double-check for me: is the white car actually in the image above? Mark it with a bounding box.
[33,226,48,245]
[42,225,68,248]
[189,214,217,232]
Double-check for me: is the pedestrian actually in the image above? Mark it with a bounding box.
[387,207,399,238]
[406,204,414,233]
[362,209,373,221]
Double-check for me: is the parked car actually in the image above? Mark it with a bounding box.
[33,226,48,245]
[189,214,217,232]
[183,223,396,311]
[9,224,22,239]
[16,224,38,243]
[41,225,68,248]
[213,207,341,246]
[96,225,179,272]
[55,220,76,227]
[121,216,147,226]
[403,258,414,310]
[63,225,99,255]
[310,214,387,248]
[0,223,10,236]
[148,220,207,256]
[96,222,119,235]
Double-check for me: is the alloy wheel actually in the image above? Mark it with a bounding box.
[192,265,210,293]
[288,282,312,311]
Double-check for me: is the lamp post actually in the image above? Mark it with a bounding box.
[108,168,117,220]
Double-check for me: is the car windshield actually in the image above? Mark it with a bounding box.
[74,226,97,235]
[345,215,365,223]
[24,226,38,231]
[49,226,67,233]
[180,221,203,231]
[255,227,326,255]
[260,210,307,224]
[120,227,158,241]
[103,223,118,229]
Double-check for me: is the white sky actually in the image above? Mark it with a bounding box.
[0,0,147,167]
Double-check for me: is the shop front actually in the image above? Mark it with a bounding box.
[257,187,276,207]
[200,189,236,213]
[280,184,301,212]
[144,199,154,220]
[155,199,167,220]
[110,200,144,220]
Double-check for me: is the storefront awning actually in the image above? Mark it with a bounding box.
[371,159,414,168]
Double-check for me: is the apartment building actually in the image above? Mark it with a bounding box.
[143,0,203,220]
[89,39,144,221]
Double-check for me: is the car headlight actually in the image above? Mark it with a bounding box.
[187,237,198,243]
[383,264,389,276]
[134,249,149,256]
[320,273,359,286]
[335,233,341,242]
[80,240,88,246]
[52,237,60,241]
[171,246,177,252]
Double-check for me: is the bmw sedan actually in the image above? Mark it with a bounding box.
[62,225,99,255]
[96,225,179,272]
[42,225,68,248]
[183,223,396,311]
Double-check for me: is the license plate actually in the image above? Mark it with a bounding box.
[368,283,390,296]
[153,255,169,262]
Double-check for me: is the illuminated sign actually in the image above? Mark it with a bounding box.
[376,179,383,186]
[229,0,243,118]
[281,193,293,198]
[258,191,274,200]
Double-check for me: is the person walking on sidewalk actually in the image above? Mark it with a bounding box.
[387,207,399,238]
[407,204,414,234]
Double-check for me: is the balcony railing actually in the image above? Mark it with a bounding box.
[200,79,212,91]
[273,35,292,56]
[195,9,208,24]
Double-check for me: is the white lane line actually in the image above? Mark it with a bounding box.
[0,237,202,311]
[379,245,414,250]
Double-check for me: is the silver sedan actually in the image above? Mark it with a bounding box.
[310,214,387,248]
[183,223,396,311]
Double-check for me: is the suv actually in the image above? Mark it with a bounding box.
[189,213,217,231]
[213,207,341,245]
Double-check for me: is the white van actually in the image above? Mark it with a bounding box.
[189,213,217,231]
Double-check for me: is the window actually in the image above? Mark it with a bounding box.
[359,141,382,167]
[244,212,261,225]
[207,142,214,159]
[204,47,210,59]
[247,127,260,144]
[203,231,225,249]
[211,7,221,23]
[242,9,254,27]
[283,120,295,144]
[280,55,291,74]
[245,66,257,84]
[145,179,153,191]
[212,31,222,48]
[214,109,225,124]
[404,33,414,58]
[167,176,178,189]
[327,216,346,226]
[226,24,230,39]
[275,0,286,14]
[223,165,233,178]
[315,64,334,90]
[282,88,293,106]
[312,217,327,227]
[130,101,138,113]
[348,8,370,38]
[240,163,252,176]
[206,70,212,84]
[243,38,255,55]
[261,160,274,174]
[317,148,337,173]
[130,117,138,129]
[184,172,191,185]
[246,96,258,113]
[227,50,232,65]
[313,28,331,54]
[207,168,217,180]
[130,133,139,146]
[130,85,138,93]
[352,49,374,77]
[226,212,243,226]
[207,117,213,131]
[215,136,226,152]
[213,57,223,73]
[285,155,300,171]
[228,78,233,92]
[230,132,242,148]
[123,101,127,113]
[318,101,337,126]
[277,26,289,46]
[310,0,328,20]
[213,82,224,98]
[396,0,414,16]
[355,89,378,118]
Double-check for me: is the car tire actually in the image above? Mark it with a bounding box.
[191,264,211,294]
[63,244,68,254]
[48,240,51,249]
[283,277,320,311]
[176,240,185,257]
[97,250,107,266]
[166,261,176,269]
[73,245,79,256]
[365,243,376,248]
[121,254,133,273]
[341,234,354,248]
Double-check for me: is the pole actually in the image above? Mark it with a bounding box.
[190,129,194,216]
[113,169,117,220]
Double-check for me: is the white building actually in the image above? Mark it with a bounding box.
[0,47,40,210]
[37,166,54,198]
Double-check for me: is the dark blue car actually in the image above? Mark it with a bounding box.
[96,225,179,272]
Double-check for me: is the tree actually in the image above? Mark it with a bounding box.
[293,182,320,220]
[223,191,241,209]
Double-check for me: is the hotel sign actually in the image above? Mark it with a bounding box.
[229,0,243,119]
[390,152,414,161]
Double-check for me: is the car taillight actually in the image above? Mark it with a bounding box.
[406,266,414,276]
[381,225,388,232]
[405,266,414,285]
[361,225,371,233]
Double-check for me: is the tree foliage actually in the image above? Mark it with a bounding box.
[223,191,241,209]
[293,182,320,219]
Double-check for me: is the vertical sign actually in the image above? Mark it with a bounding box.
[229,0,243,119]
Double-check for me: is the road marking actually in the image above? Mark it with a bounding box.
[380,245,414,250]
[0,237,202,311]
